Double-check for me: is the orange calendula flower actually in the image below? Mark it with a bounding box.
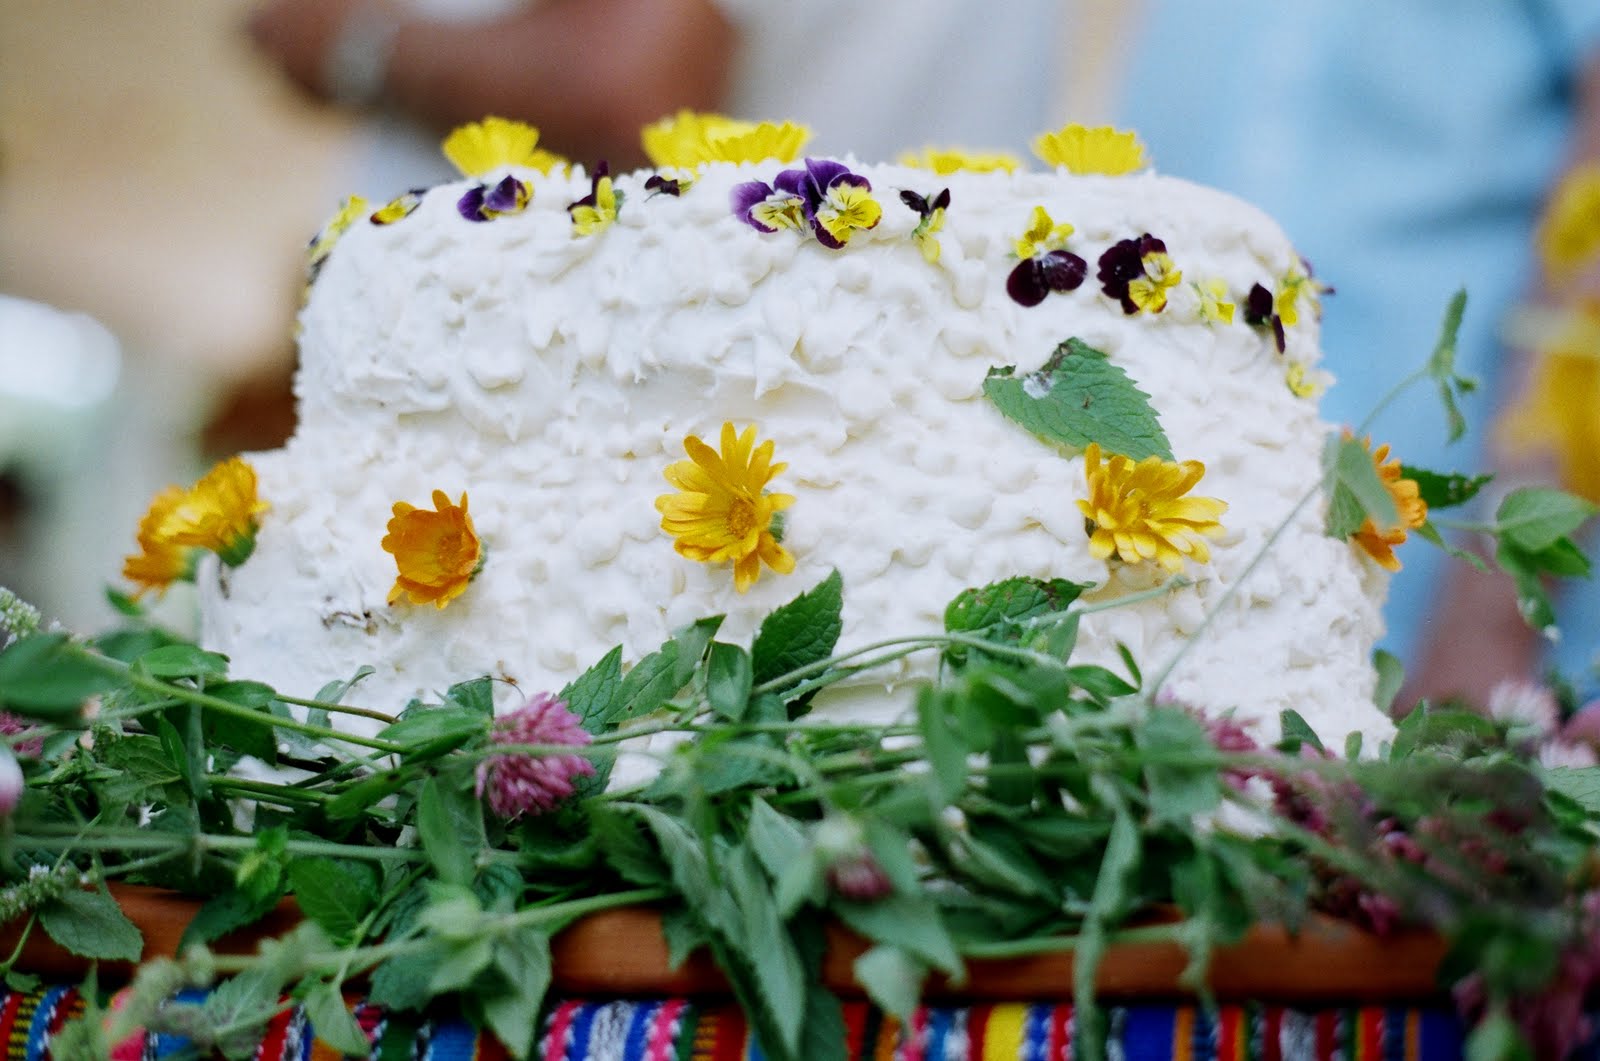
[122,487,199,599]
[1032,124,1147,175]
[442,117,565,177]
[1537,164,1600,289]
[382,490,484,608]
[1076,443,1228,573]
[641,110,810,168]
[1349,439,1428,572]
[161,457,269,566]
[656,423,796,593]
[898,146,1021,174]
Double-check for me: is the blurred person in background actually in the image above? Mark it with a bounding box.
[246,0,1067,199]
[1112,2,1600,708]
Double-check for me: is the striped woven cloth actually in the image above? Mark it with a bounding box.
[5,987,1596,1060]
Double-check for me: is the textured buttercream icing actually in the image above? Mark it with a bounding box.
[198,157,1393,749]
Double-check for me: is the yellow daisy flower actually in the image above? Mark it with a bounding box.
[1348,438,1428,572]
[382,490,484,609]
[161,456,269,567]
[122,486,198,599]
[1538,164,1600,289]
[1076,443,1227,573]
[656,423,796,593]
[1032,124,1147,175]
[897,147,1021,174]
[641,110,810,168]
[1499,301,1600,501]
[442,117,565,177]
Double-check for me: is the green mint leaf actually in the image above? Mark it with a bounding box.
[983,338,1172,460]
[417,776,487,887]
[134,643,230,680]
[560,645,624,735]
[1401,467,1493,511]
[180,887,282,952]
[1424,289,1474,443]
[706,642,754,722]
[853,945,925,1022]
[1542,766,1600,815]
[1277,709,1326,755]
[726,845,806,1056]
[1073,798,1141,1060]
[0,633,120,720]
[1495,487,1598,553]
[916,690,969,804]
[378,706,487,758]
[427,937,495,994]
[481,926,551,1059]
[1136,708,1223,823]
[944,576,1087,634]
[367,938,451,1011]
[672,615,725,688]
[39,887,143,962]
[1323,433,1400,539]
[751,569,844,692]
[611,642,683,724]
[312,665,374,705]
[1373,648,1405,715]
[443,676,496,717]
[832,894,963,979]
[303,981,371,1056]
[589,805,670,887]
[746,798,807,881]
[287,858,379,946]
[203,680,280,763]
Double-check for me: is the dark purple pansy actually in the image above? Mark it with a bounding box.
[1097,233,1167,314]
[644,174,683,197]
[567,161,610,214]
[1245,281,1287,352]
[457,175,529,222]
[1006,250,1088,307]
[899,187,951,219]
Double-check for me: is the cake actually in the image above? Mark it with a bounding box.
[189,117,1395,749]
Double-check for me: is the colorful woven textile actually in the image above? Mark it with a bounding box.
[7,987,1599,1060]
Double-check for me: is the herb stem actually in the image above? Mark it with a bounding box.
[960,920,1186,959]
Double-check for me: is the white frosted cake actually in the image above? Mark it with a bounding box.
[194,119,1395,749]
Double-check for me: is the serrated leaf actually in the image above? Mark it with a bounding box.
[751,570,844,691]
[135,643,230,680]
[1401,467,1493,511]
[482,927,551,1060]
[725,845,806,1056]
[746,798,806,880]
[287,859,379,946]
[853,945,924,1022]
[1277,709,1326,754]
[611,642,683,724]
[428,937,495,994]
[560,646,623,734]
[1323,434,1399,539]
[417,776,486,886]
[706,642,754,722]
[672,616,725,688]
[944,576,1086,634]
[1542,767,1600,814]
[0,634,119,719]
[367,938,450,1011]
[1136,708,1222,823]
[1496,488,1598,553]
[303,981,371,1056]
[916,691,968,804]
[39,888,143,961]
[832,895,962,979]
[180,886,282,951]
[378,706,486,756]
[444,676,496,717]
[983,338,1172,459]
[203,681,280,763]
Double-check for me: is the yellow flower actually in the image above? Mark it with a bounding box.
[1127,251,1182,313]
[1499,301,1600,501]
[814,181,882,247]
[442,117,565,177]
[1014,206,1075,260]
[122,487,198,599]
[162,457,269,567]
[1285,361,1324,399]
[382,490,483,609]
[308,195,369,270]
[569,171,620,236]
[1348,438,1428,572]
[1032,124,1147,175]
[641,110,810,168]
[1194,279,1236,325]
[912,206,946,264]
[897,147,1021,174]
[1274,264,1329,328]
[656,423,796,593]
[1076,443,1227,573]
[1538,164,1600,289]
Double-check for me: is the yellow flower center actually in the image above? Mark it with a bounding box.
[725,497,757,541]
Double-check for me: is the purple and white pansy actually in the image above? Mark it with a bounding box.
[732,158,882,249]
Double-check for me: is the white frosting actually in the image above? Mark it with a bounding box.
[198,159,1394,750]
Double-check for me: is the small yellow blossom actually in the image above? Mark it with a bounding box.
[1195,279,1236,325]
[815,182,882,247]
[1077,444,1227,573]
[1499,301,1600,501]
[1349,438,1428,572]
[656,423,796,593]
[1032,124,1147,175]
[912,207,947,264]
[1274,265,1329,328]
[1538,164,1600,289]
[382,490,484,609]
[308,195,369,270]
[897,147,1021,174]
[1127,251,1182,313]
[122,487,198,599]
[641,111,810,168]
[1014,206,1075,260]
[162,457,269,567]
[1285,361,1324,398]
[569,171,620,236]
[442,117,565,177]
[371,190,423,225]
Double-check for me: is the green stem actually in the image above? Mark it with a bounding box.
[13,829,425,864]
[207,777,331,806]
[271,694,398,726]
[960,920,1186,959]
